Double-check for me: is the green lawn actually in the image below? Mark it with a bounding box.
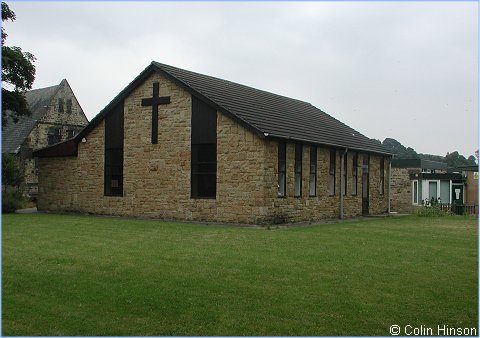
[2,214,478,336]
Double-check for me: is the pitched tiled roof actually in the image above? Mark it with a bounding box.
[152,62,390,154]
[2,82,61,153]
[36,62,391,157]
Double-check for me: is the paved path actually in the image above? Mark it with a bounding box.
[15,207,38,214]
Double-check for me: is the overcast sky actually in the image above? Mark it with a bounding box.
[3,1,478,157]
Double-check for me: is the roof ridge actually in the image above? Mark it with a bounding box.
[26,83,61,94]
[152,61,310,105]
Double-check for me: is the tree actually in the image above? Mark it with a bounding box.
[444,151,473,168]
[382,138,419,159]
[2,152,25,213]
[2,2,36,126]
[467,155,476,166]
[2,152,23,187]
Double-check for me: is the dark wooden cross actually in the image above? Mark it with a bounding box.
[141,82,171,144]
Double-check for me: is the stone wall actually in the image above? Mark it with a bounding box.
[390,168,413,214]
[22,80,88,196]
[38,72,390,224]
[39,73,270,224]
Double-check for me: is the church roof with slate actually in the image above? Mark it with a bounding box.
[2,81,63,153]
[152,62,390,154]
[35,62,391,157]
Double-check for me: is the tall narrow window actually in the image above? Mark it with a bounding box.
[104,102,124,196]
[66,99,72,113]
[329,149,336,196]
[309,146,317,196]
[294,144,302,197]
[191,96,217,199]
[380,157,385,195]
[278,142,286,197]
[58,98,64,112]
[352,152,358,195]
[412,180,418,204]
[343,152,348,196]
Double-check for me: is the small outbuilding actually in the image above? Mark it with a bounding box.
[391,158,469,214]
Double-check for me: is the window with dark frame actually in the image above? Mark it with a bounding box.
[66,99,72,113]
[47,127,61,145]
[104,102,124,197]
[58,98,64,112]
[309,146,317,196]
[380,157,385,195]
[294,144,302,197]
[352,152,358,195]
[329,149,336,196]
[67,129,76,139]
[278,142,286,197]
[343,152,348,196]
[191,96,217,199]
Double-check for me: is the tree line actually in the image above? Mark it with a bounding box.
[374,138,477,168]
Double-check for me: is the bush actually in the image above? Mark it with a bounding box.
[2,186,25,213]
[416,203,454,217]
[2,153,23,187]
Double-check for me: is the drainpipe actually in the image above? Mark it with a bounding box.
[340,148,348,219]
[388,156,392,214]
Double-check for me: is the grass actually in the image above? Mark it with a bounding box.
[2,214,478,336]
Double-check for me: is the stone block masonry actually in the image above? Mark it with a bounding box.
[38,72,390,224]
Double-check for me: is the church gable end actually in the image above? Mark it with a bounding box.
[36,62,391,224]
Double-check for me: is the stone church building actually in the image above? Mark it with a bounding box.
[35,62,391,224]
[2,79,88,196]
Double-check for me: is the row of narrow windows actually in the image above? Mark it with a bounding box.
[102,94,386,199]
[277,142,385,198]
[57,98,73,114]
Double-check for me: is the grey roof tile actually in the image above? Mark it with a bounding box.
[40,62,391,157]
[152,62,390,154]
[2,84,60,153]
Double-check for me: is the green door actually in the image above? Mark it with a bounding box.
[452,184,464,205]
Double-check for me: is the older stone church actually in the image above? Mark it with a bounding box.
[2,79,88,196]
[35,62,391,224]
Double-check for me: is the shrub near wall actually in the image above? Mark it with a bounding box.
[2,153,25,213]
[415,198,454,217]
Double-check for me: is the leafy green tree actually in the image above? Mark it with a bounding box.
[467,155,476,166]
[2,152,25,212]
[382,138,419,159]
[445,151,472,168]
[2,2,36,126]
[2,152,23,187]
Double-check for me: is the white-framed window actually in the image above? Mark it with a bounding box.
[412,180,419,205]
